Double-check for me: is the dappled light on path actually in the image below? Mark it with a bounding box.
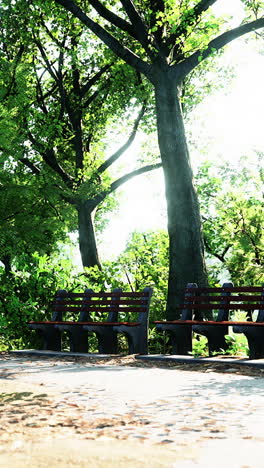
[1,353,264,467]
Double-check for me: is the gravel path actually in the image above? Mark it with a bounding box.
[1,353,264,467]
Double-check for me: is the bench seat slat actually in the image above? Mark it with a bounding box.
[82,322,140,327]
[185,286,264,293]
[50,306,148,313]
[61,292,148,297]
[182,295,264,302]
[28,321,140,327]
[154,320,264,326]
[179,303,264,310]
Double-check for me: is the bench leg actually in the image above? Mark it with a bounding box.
[54,325,89,353]
[82,326,118,354]
[68,329,89,353]
[170,326,192,355]
[43,328,61,352]
[112,326,148,355]
[28,325,62,351]
[126,330,148,355]
[233,326,264,359]
[193,325,229,355]
[155,325,192,355]
[247,336,264,359]
[96,329,118,354]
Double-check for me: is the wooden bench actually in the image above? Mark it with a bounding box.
[154,283,264,359]
[28,287,153,355]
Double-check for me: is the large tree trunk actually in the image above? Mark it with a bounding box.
[155,72,208,320]
[77,200,101,269]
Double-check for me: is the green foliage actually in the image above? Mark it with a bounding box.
[0,162,72,270]
[191,334,208,358]
[148,326,170,354]
[118,231,169,322]
[0,252,87,350]
[136,0,228,60]
[181,57,235,117]
[0,230,168,351]
[196,157,264,286]
[224,334,249,357]
[241,1,264,22]
[0,0,156,271]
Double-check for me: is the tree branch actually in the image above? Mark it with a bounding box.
[40,17,67,49]
[119,0,149,50]
[177,18,264,78]
[53,0,152,78]
[192,0,218,18]
[88,0,136,38]
[27,132,74,187]
[3,45,25,100]
[80,63,112,97]
[204,236,230,263]
[167,0,218,47]
[110,162,162,192]
[82,86,102,108]
[81,75,111,109]
[33,62,49,115]
[92,163,162,207]
[34,39,59,83]
[146,0,171,57]
[97,104,146,174]
[19,158,41,175]
[120,0,166,59]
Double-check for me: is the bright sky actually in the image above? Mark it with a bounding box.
[73,1,264,266]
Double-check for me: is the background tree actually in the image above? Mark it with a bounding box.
[49,0,264,318]
[0,26,70,273]
[1,0,161,269]
[197,157,264,285]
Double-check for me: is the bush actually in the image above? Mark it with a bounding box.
[0,254,87,350]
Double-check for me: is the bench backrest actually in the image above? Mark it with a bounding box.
[51,289,68,321]
[181,283,264,321]
[50,287,153,324]
[86,287,153,325]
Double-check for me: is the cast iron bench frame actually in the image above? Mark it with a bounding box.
[28,287,153,355]
[154,283,264,359]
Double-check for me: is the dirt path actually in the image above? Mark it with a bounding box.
[1,353,264,467]
[0,356,194,467]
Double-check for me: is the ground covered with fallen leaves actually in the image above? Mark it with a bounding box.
[1,352,264,467]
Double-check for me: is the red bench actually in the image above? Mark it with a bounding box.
[28,287,153,355]
[154,283,264,359]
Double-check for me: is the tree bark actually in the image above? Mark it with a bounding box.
[154,70,208,319]
[77,201,101,269]
[1,255,12,275]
